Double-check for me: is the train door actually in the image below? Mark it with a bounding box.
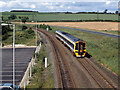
[75,42,86,57]
[78,42,82,55]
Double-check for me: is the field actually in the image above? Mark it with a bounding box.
[14,22,118,35]
[22,22,118,31]
[1,12,118,21]
[47,26,119,76]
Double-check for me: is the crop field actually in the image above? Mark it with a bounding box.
[48,26,119,76]
[1,12,118,21]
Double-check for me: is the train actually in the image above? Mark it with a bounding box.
[56,30,86,57]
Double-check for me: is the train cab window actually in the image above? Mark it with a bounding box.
[75,43,78,50]
[83,43,86,49]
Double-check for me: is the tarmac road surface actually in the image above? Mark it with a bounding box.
[53,26,120,38]
[0,48,35,85]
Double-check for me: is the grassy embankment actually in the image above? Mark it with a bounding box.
[26,41,54,89]
[2,24,36,46]
[49,26,119,76]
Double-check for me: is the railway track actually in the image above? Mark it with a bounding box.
[77,58,117,89]
[38,29,76,88]
[36,28,117,89]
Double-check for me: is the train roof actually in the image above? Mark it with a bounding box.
[56,30,84,42]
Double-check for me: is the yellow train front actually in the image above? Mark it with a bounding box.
[56,30,86,57]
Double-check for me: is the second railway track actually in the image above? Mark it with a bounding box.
[78,58,117,89]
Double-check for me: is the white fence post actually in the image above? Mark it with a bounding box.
[40,42,41,48]
[30,64,32,77]
[45,57,47,68]
[24,82,26,90]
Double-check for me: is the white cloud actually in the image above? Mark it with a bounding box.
[30,4,36,8]
[67,6,71,9]
[0,1,7,8]
[106,1,111,5]
[72,1,76,4]
[0,0,118,12]
[48,6,54,10]
[22,3,29,8]
[60,5,64,8]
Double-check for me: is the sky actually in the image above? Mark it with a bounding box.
[0,0,119,13]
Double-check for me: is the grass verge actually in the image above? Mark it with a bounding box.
[26,42,54,89]
[49,26,119,76]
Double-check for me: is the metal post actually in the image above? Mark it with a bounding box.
[13,24,15,89]
[35,23,37,61]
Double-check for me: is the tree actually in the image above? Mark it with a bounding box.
[1,16,3,21]
[22,25,28,30]
[19,16,21,19]
[115,11,118,14]
[27,28,34,35]
[104,9,108,14]
[21,18,27,23]
[9,14,17,19]
[21,17,29,23]
[2,26,12,40]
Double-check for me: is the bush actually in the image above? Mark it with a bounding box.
[27,28,34,35]
[22,25,28,30]
[39,24,52,30]
[2,33,8,40]
[2,26,12,35]
[8,14,17,20]
[32,66,38,74]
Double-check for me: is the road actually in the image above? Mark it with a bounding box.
[0,48,35,85]
[52,26,120,38]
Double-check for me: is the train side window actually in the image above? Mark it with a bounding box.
[75,43,78,50]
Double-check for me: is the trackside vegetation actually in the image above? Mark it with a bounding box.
[26,42,54,89]
[2,24,36,46]
[48,26,119,76]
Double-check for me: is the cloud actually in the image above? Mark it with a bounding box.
[0,1,7,8]
[60,5,64,8]
[106,1,111,5]
[0,1,118,12]
[30,4,36,8]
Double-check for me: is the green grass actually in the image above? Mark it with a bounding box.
[1,12,118,21]
[2,24,36,46]
[26,43,54,89]
[49,26,119,75]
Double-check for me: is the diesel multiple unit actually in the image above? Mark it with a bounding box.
[56,30,86,57]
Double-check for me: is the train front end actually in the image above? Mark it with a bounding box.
[74,41,86,57]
